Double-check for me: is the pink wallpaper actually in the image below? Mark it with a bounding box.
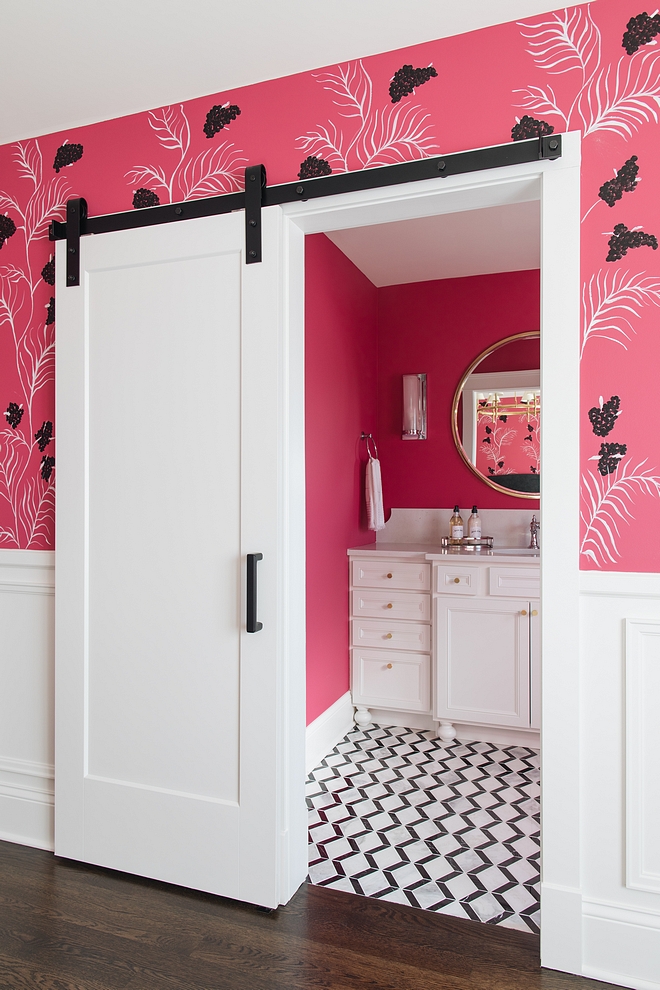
[305,234,377,724]
[377,271,541,511]
[1,0,660,569]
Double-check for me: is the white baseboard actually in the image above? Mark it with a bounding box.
[306,692,354,774]
[366,708,539,750]
[0,757,54,851]
[582,900,660,990]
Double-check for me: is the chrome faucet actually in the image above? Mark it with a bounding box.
[529,515,540,550]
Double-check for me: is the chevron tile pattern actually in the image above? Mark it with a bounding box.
[307,725,540,933]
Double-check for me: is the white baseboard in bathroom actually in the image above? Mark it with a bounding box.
[367,709,539,750]
[306,692,354,774]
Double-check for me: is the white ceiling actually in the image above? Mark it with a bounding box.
[326,200,540,286]
[3,0,566,145]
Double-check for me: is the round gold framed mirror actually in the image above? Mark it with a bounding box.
[451,331,540,499]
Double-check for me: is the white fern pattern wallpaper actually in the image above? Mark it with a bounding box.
[0,0,659,569]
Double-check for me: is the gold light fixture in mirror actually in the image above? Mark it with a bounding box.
[451,331,540,499]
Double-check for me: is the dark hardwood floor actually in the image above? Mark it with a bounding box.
[0,840,619,990]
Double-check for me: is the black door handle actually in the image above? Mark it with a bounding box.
[247,553,263,633]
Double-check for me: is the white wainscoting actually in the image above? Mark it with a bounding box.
[626,618,660,895]
[0,550,54,850]
[580,571,660,990]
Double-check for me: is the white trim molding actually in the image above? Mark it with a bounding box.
[626,618,660,894]
[305,692,354,775]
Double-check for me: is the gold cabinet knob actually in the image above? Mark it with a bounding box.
[454,577,460,584]
[386,603,393,609]
[531,609,538,616]
[521,609,528,616]
[386,663,393,669]
[386,573,393,579]
[385,633,393,639]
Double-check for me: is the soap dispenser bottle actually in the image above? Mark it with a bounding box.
[449,505,464,541]
[468,505,481,540]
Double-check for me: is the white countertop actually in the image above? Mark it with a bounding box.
[347,542,539,562]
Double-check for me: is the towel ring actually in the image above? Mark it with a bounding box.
[360,432,379,459]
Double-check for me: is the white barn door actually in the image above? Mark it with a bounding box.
[54,207,303,908]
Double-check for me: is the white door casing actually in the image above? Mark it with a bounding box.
[280,132,581,975]
[55,206,307,908]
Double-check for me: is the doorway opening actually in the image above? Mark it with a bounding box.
[303,202,542,932]
[282,134,580,967]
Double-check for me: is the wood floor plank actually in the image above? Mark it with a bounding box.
[0,841,623,990]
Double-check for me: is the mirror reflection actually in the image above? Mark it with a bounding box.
[452,332,540,498]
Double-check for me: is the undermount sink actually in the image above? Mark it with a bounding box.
[494,547,540,556]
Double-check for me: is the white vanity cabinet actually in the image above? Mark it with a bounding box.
[432,557,540,741]
[348,545,540,745]
[349,549,432,725]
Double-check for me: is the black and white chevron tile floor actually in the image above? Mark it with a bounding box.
[307,724,540,933]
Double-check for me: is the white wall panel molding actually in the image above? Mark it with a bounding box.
[580,577,660,990]
[306,693,354,775]
[626,619,660,894]
[0,550,55,850]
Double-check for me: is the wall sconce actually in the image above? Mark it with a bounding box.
[402,374,427,440]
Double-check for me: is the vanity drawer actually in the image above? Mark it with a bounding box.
[489,566,540,598]
[434,564,480,595]
[351,589,431,623]
[351,618,431,653]
[352,648,430,712]
[351,559,430,591]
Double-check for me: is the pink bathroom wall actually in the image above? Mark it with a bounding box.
[377,271,541,510]
[1,0,659,562]
[305,234,377,724]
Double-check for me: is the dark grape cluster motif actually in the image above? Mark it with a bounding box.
[511,116,554,141]
[132,188,160,209]
[389,64,438,103]
[45,297,55,326]
[4,402,23,429]
[35,421,53,452]
[622,12,660,55]
[599,156,639,207]
[53,142,83,172]
[589,395,620,436]
[203,103,241,139]
[488,462,505,475]
[41,257,55,286]
[598,442,627,476]
[607,222,658,262]
[0,213,16,249]
[40,456,55,482]
[298,156,332,180]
